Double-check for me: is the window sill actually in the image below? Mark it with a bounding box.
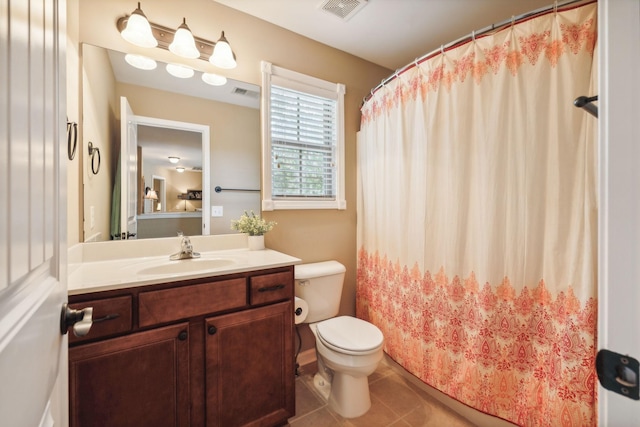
[262,199,346,211]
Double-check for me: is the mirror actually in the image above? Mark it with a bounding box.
[81,43,261,242]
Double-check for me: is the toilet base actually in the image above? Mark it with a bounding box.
[313,373,331,401]
[313,371,372,419]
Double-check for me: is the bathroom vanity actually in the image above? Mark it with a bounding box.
[67,236,299,427]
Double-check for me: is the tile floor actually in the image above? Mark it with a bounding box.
[288,357,477,427]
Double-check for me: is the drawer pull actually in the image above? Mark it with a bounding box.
[258,284,285,293]
[92,313,120,323]
[208,326,217,335]
[178,331,188,341]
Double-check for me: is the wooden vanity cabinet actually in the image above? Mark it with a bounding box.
[68,266,295,427]
[69,323,190,427]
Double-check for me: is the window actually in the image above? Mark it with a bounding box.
[261,61,346,210]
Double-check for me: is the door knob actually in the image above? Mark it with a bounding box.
[60,303,94,337]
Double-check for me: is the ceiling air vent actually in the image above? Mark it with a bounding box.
[232,87,260,98]
[318,0,368,21]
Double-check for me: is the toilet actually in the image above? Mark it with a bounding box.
[295,261,384,418]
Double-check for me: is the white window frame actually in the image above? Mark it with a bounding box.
[260,61,346,211]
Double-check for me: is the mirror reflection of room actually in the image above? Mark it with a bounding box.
[81,43,261,242]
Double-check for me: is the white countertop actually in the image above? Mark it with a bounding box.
[68,234,301,295]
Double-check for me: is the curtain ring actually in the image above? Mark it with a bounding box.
[511,15,515,28]
[88,141,101,175]
[553,1,558,14]
[471,30,476,42]
[67,120,78,160]
[440,45,445,55]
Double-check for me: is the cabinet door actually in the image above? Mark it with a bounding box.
[205,301,295,427]
[69,323,190,427]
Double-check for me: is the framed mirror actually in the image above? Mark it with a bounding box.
[81,43,261,242]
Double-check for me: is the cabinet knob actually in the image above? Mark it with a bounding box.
[178,331,188,341]
[208,326,217,335]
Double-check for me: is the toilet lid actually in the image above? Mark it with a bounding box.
[316,316,384,353]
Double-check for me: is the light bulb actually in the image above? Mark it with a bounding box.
[210,31,237,69]
[202,73,227,86]
[124,54,157,70]
[169,18,200,59]
[120,2,157,48]
[166,63,194,79]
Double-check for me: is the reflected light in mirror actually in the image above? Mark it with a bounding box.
[169,18,200,59]
[168,156,180,163]
[120,2,157,48]
[124,53,157,70]
[176,167,185,173]
[202,73,227,86]
[166,63,194,78]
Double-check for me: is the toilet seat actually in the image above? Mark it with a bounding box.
[316,316,383,355]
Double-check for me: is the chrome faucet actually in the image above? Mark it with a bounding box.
[170,232,201,260]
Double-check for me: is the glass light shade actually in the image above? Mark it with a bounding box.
[145,190,158,200]
[168,156,180,164]
[202,73,227,86]
[121,3,157,48]
[166,63,194,79]
[124,54,157,70]
[176,167,185,173]
[209,31,237,69]
[169,18,200,59]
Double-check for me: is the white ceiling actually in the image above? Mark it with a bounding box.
[214,0,557,71]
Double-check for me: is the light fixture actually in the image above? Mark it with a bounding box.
[166,63,194,79]
[120,2,157,48]
[117,10,238,69]
[168,156,180,164]
[169,18,200,59]
[145,189,158,200]
[202,73,227,86]
[176,167,185,173]
[209,31,237,69]
[124,53,157,70]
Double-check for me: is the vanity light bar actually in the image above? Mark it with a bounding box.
[117,16,215,62]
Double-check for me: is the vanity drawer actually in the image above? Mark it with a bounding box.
[138,278,247,327]
[249,272,293,305]
[69,296,133,344]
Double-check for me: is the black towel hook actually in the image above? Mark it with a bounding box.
[574,95,598,118]
[88,141,101,175]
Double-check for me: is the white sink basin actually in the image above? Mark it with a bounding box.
[137,258,236,275]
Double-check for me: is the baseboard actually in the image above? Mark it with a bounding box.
[296,348,316,376]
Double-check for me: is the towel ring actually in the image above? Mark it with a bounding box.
[67,120,78,160]
[88,141,101,175]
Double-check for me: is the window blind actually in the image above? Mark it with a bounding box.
[270,85,337,199]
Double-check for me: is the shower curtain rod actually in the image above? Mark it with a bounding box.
[362,0,595,105]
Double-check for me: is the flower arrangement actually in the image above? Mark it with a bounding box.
[230,211,277,236]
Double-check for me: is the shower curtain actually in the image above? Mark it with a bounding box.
[357,3,597,426]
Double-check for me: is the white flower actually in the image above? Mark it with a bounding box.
[230,211,277,236]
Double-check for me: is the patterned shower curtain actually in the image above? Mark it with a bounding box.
[357,3,597,426]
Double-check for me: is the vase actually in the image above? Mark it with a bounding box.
[248,235,265,250]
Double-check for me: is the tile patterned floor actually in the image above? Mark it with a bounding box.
[288,357,477,427]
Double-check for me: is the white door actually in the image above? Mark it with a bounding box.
[0,0,68,426]
[598,0,640,424]
[121,96,138,239]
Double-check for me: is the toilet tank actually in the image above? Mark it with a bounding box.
[294,261,346,323]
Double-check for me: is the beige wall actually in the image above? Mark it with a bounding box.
[69,1,391,351]
[82,45,118,242]
[66,0,81,245]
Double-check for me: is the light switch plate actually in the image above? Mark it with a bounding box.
[212,206,223,217]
